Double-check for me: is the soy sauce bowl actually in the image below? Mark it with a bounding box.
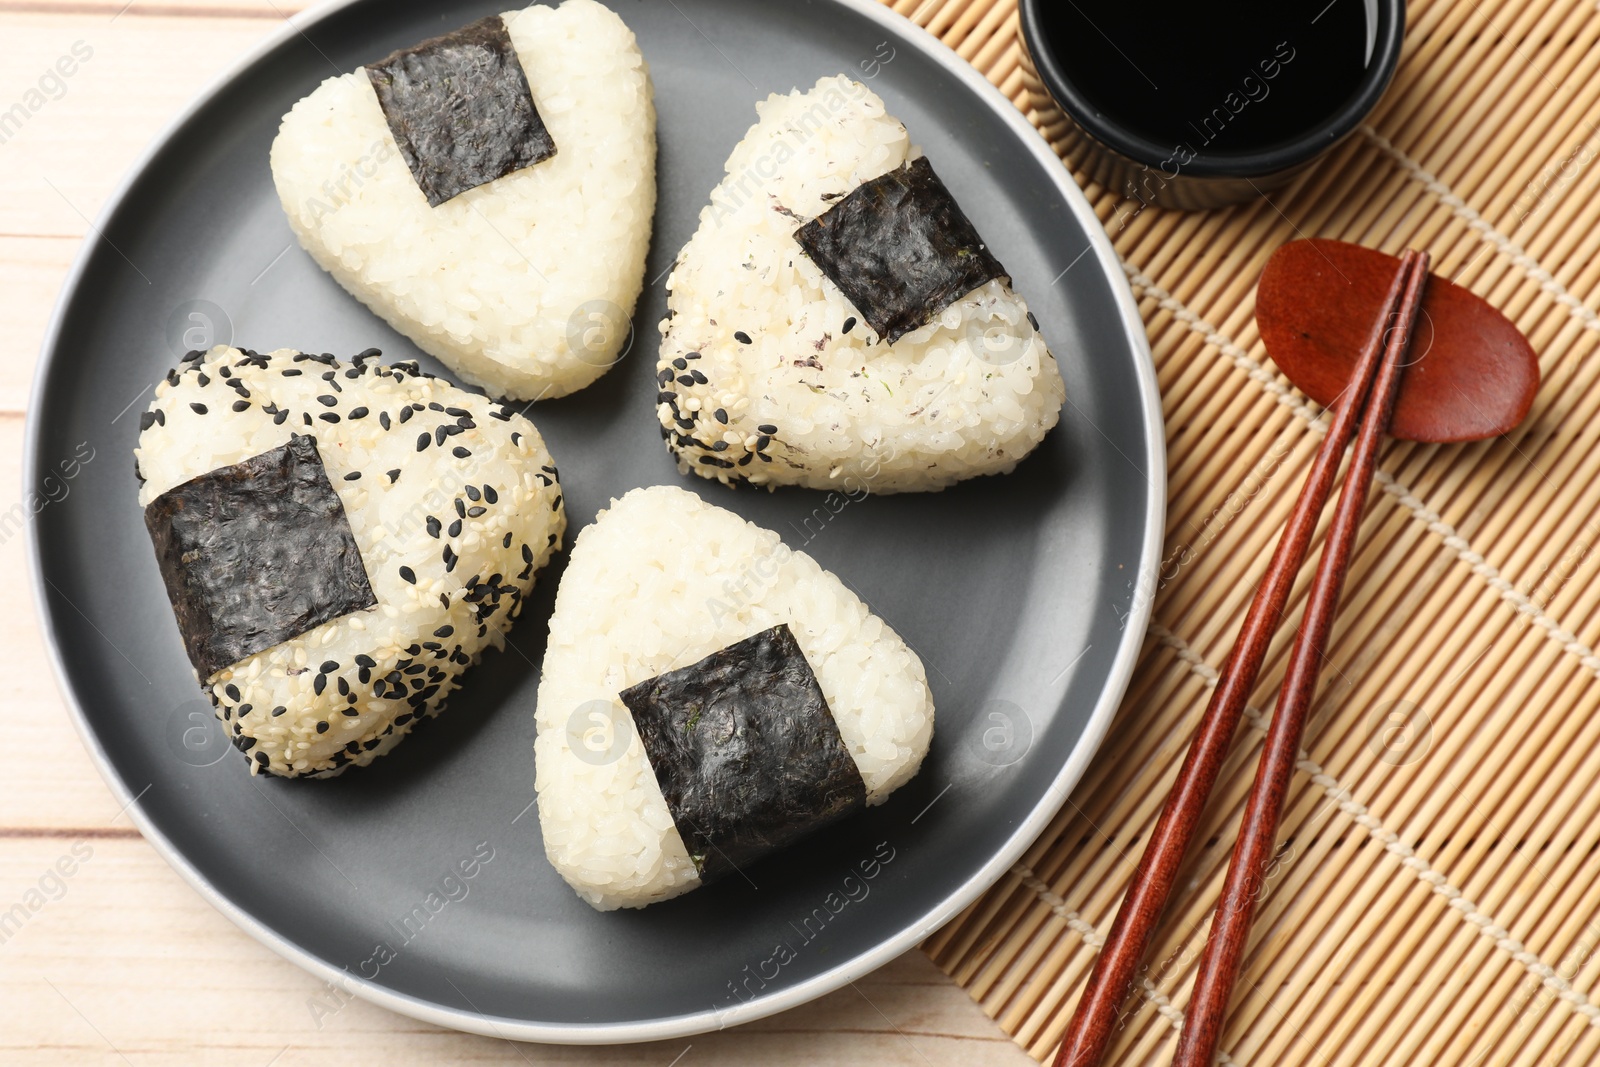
[1017,0,1405,211]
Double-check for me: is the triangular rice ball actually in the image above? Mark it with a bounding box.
[271,0,655,400]
[534,486,933,909]
[657,76,1065,492]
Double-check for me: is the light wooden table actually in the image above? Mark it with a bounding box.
[0,3,1037,1063]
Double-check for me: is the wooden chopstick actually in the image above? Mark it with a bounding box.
[1171,250,1431,1067]
[1052,252,1421,1067]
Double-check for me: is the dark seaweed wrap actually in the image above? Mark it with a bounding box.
[620,624,866,881]
[144,435,376,679]
[366,15,556,207]
[794,156,1008,343]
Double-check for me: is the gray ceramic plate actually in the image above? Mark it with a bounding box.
[27,0,1162,1044]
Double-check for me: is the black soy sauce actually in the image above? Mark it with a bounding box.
[1039,0,1376,156]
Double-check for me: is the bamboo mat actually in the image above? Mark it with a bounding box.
[884,0,1600,1064]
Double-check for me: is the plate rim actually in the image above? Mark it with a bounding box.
[25,0,1166,1044]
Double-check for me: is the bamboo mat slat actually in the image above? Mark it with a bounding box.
[893,0,1600,1064]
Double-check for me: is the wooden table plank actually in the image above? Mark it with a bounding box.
[0,4,1039,1063]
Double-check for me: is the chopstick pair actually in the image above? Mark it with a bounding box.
[1056,250,1432,1067]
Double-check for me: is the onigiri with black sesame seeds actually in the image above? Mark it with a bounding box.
[657,76,1065,492]
[136,346,565,778]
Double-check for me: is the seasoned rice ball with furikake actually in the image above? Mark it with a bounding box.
[136,346,565,778]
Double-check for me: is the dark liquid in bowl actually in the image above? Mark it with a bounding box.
[1037,0,1375,155]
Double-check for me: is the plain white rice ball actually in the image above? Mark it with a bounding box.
[534,485,933,909]
[270,0,656,400]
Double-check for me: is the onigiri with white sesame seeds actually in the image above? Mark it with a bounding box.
[136,346,565,778]
[657,75,1065,492]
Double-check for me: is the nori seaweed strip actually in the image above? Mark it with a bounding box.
[793,156,1007,343]
[621,624,865,881]
[366,15,556,208]
[144,435,376,679]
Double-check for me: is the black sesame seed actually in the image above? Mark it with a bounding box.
[657,368,674,385]
[190,402,208,415]
[483,485,498,504]
[428,402,444,412]
[399,406,413,423]
[316,721,329,734]
[756,435,771,450]
[522,544,534,563]
[672,357,688,370]
[281,368,302,377]
[337,677,350,697]
[503,531,514,548]
[224,683,241,701]
[757,423,778,434]
[1027,311,1040,331]
[344,471,361,481]
[684,351,702,360]
[196,373,210,386]
[426,516,442,538]
[712,440,729,452]
[399,565,416,584]
[714,408,728,424]
[344,707,360,717]
[379,411,392,430]
[319,413,340,423]
[464,484,481,502]
[354,654,375,668]
[320,660,338,674]
[677,375,695,387]
[231,400,251,412]
[154,408,165,426]
[434,624,454,638]
[139,411,156,431]
[448,519,463,538]
[271,706,287,717]
[386,469,400,483]
[690,369,708,384]
[317,394,337,407]
[467,506,486,518]
[313,675,327,696]
[273,411,289,425]
[454,498,466,518]
[452,446,471,459]
[734,331,753,344]
[416,433,430,451]
[435,425,448,446]
[842,316,857,334]
[348,407,369,420]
